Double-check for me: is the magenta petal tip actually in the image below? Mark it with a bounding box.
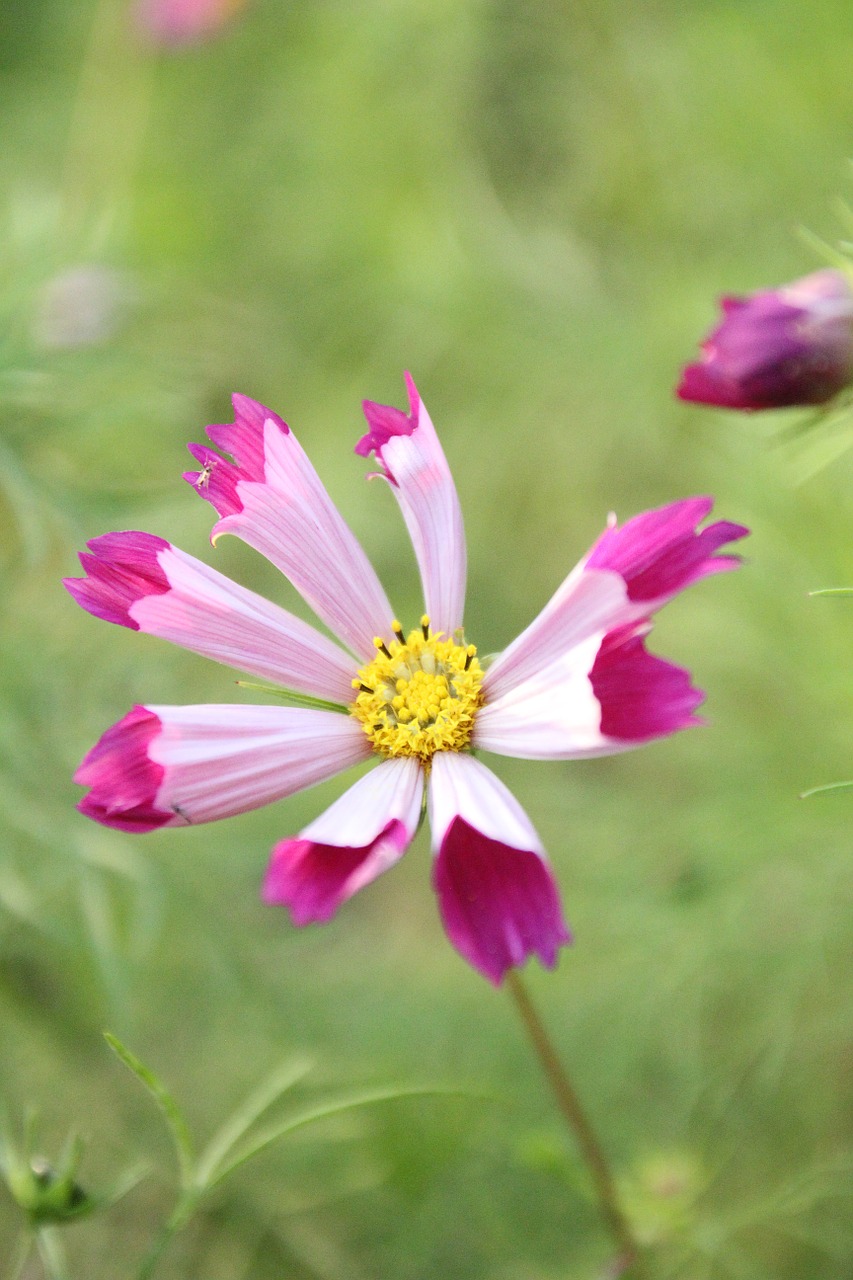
[263,819,411,925]
[74,705,171,833]
[356,371,420,463]
[433,818,572,986]
[587,497,748,604]
[64,531,170,629]
[592,627,706,743]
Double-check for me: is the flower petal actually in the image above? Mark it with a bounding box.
[475,625,703,759]
[476,633,606,759]
[585,498,748,604]
[262,757,423,924]
[185,395,395,660]
[484,499,747,701]
[482,562,630,701]
[357,373,466,636]
[428,753,571,985]
[74,705,171,833]
[65,532,357,703]
[64,531,171,629]
[75,704,370,831]
[592,625,704,741]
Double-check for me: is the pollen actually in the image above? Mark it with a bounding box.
[350,618,484,763]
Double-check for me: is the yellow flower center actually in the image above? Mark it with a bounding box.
[351,616,484,763]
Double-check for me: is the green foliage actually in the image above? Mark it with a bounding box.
[2,0,853,1275]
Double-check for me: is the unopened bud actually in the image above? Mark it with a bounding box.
[678,268,853,410]
[2,1124,94,1227]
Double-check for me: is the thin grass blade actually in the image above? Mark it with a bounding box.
[103,1033,194,1189]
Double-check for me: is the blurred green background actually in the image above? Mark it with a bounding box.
[2,0,853,1276]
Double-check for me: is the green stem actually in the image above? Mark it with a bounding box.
[505,971,645,1276]
[5,1229,32,1280]
[135,1194,199,1280]
[35,1228,70,1280]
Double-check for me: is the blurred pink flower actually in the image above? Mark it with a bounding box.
[678,269,853,411]
[34,265,133,351]
[66,376,747,984]
[135,0,247,46]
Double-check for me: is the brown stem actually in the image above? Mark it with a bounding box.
[505,970,645,1275]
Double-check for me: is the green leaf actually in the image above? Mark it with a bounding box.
[195,1056,313,1188]
[103,1033,194,1189]
[209,1085,475,1190]
[796,224,851,270]
[234,681,348,713]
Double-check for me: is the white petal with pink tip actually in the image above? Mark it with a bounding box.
[360,376,466,635]
[427,752,570,984]
[482,561,633,701]
[262,758,424,924]
[474,634,618,760]
[148,704,371,825]
[215,417,395,659]
[427,752,547,858]
[133,546,357,702]
[297,755,423,851]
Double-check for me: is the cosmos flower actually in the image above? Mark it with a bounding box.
[66,376,747,984]
[677,268,853,410]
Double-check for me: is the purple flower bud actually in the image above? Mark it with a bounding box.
[677,269,853,410]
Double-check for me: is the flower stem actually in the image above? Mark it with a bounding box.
[35,1228,71,1280]
[5,1230,32,1280]
[135,1195,199,1280]
[505,971,645,1276]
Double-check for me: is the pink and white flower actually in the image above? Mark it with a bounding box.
[66,374,747,984]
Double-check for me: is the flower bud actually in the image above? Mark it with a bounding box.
[2,1127,94,1227]
[677,268,853,410]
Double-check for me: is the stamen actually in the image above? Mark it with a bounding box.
[351,620,484,763]
[392,619,406,643]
